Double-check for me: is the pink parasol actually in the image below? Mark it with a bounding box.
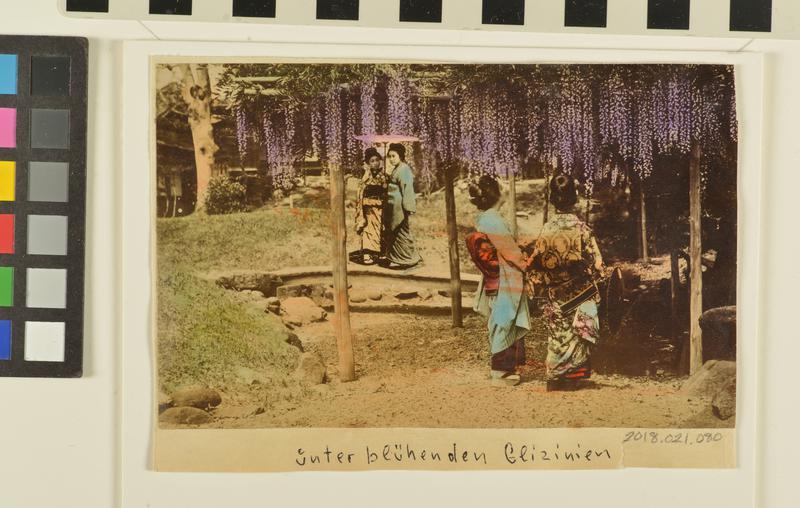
[355,134,421,172]
[354,134,420,144]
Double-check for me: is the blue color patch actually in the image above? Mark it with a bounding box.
[0,320,11,360]
[0,55,17,95]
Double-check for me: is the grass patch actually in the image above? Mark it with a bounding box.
[157,267,299,393]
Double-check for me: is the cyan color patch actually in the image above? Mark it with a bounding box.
[0,54,17,95]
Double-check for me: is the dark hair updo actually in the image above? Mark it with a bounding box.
[387,143,407,161]
[364,147,382,162]
[468,174,502,211]
[549,174,578,212]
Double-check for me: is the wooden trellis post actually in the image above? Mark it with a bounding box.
[639,178,649,263]
[689,142,704,375]
[329,163,356,382]
[444,160,463,328]
[508,172,518,239]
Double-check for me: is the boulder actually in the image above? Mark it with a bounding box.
[276,283,326,301]
[171,386,222,410]
[285,332,305,352]
[216,273,283,297]
[712,377,737,420]
[699,306,737,360]
[349,290,369,304]
[265,296,281,315]
[157,392,173,414]
[680,360,736,397]
[368,291,383,301]
[418,288,433,301]
[159,407,212,425]
[294,352,327,385]
[395,286,421,300]
[281,297,327,327]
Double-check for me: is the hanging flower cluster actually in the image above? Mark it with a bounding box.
[234,106,249,164]
[224,64,739,190]
[261,105,298,187]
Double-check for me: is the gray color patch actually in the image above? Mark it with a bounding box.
[26,268,67,309]
[27,215,68,255]
[31,109,70,149]
[28,161,69,202]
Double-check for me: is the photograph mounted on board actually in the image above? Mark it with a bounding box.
[153,62,738,435]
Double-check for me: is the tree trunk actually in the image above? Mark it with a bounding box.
[508,172,518,239]
[445,161,463,328]
[177,63,219,213]
[329,163,356,382]
[543,166,551,225]
[689,142,704,374]
[639,177,649,263]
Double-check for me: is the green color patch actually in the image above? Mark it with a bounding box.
[0,267,13,307]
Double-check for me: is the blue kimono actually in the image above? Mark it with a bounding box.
[472,209,531,356]
[385,162,421,266]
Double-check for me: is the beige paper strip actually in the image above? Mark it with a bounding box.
[155,427,735,472]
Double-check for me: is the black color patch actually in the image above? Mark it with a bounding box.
[482,0,525,26]
[729,0,772,32]
[233,0,277,18]
[400,0,442,23]
[564,0,608,28]
[317,0,359,20]
[149,0,193,16]
[648,0,690,30]
[65,0,108,12]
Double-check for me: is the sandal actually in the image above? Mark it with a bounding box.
[491,370,521,387]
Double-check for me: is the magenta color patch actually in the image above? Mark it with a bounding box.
[0,108,16,148]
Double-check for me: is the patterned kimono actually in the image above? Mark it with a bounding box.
[355,167,388,255]
[530,213,603,381]
[471,209,531,372]
[385,162,421,267]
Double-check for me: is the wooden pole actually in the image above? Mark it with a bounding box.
[639,178,649,263]
[670,249,680,340]
[689,142,704,374]
[543,168,551,225]
[508,172,518,239]
[444,161,463,328]
[328,163,356,382]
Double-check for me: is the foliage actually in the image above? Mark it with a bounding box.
[156,266,299,392]
[213,63,738,191]
[204,175,247,215]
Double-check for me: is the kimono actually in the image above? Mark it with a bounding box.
[471,209,531,372]
[530,213,603,381]
[355,167,388,255]
[385,162,421,267]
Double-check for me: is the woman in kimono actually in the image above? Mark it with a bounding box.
[355,147,388,265]
[467,175,531,387]
[384,143,422,269]
[529,175,604,391]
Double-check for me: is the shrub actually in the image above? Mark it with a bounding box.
[205,175,247,215]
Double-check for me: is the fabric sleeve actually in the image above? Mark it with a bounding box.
[582,224,604,272]
[399,166,417,214]
[479,214,527,272]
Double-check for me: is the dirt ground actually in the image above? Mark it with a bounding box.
[189,311,729,430]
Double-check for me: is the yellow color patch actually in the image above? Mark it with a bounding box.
[0,161,14,201]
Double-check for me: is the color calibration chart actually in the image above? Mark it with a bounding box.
[0,36,87,378]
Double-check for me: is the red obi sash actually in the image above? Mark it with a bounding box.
[465,231,500,293]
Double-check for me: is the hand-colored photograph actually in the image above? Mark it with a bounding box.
[154,62,738,431]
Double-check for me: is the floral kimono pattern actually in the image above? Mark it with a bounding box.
[355,168,388,255]
[530,213,603,381]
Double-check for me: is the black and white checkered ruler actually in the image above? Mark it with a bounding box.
[63,0,791,38]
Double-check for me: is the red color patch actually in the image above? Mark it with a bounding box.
[0,214,14,254]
